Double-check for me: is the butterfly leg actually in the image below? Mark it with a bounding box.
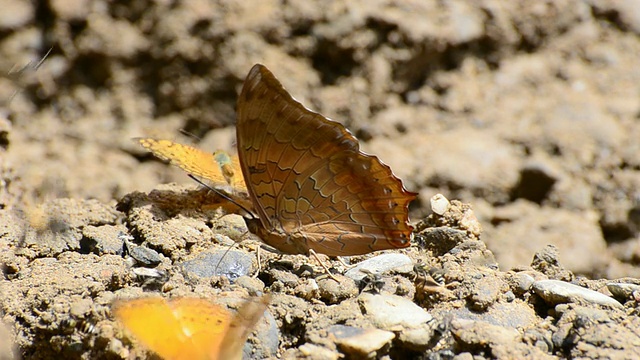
[252,245,262,278]
[309,249,340,282]
[335,257,356,269]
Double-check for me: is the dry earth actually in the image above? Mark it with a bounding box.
[1,0,640,359]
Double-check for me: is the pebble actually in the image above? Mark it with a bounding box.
[513,272,536,294]
[470,276,501,310]
[297,343,341,360]
[269,268,300,287]
[447,302,537,329]
[450,318,519,345]
[359,293,434,349]
[606,282,640,301]
[181,250,254,282]
[294,279,320,301]
[532,280,622,308]
[344,254,413,282]
[328,324,395,358]
[318,276,358,304]
[430,194,451,215]
[359,293,432,330]
[128,244,162,266]
[212,214,249,242]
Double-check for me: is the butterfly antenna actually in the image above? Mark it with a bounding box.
[7,47,53,104]
[34,47,53,71]
[213,239,240,277]
[187,174,260,279]
[187,174,256,219]
[178,129,202,142]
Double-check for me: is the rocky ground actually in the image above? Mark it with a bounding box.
[1,0,640,359]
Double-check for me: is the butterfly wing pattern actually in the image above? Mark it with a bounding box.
[236,64,417,256]
[137,138,248,195]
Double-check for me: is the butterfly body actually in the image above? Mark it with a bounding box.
[237,65,416,257]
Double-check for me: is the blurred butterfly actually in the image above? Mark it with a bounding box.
[112,294,270,360]
[136,138,248,196]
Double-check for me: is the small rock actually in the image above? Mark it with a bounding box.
[452,352,474,360]
[450,318,553,358]
[359,293,432,330]
[504,291,515,302]
[470,276,501,310]
[513,272,536,294]
[181,250,254,282]
[606,282,640,301]
[317,276,358,304]
[530,245,574,281]
[430,194,451,215]
[400,326,441,351]
[127,244,162,266]
[572,306,611,328]
[344,253,413,282]
[532,280,622,308]
[416,227,469,255]
[450,318,519,345]
[212,214,250,242]
[294,279,320,301]
[446,302,537,330]
[328,325,395,358]
[296,343,341,360]
[268,268,300,287]
[523,328,554,353]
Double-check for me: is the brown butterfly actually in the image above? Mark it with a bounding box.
[236,64,416,257]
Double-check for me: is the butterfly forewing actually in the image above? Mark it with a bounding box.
[237,64,416,256]
[113,297,231,360]
[136,138,248,195]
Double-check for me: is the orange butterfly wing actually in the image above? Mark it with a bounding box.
[219,294,271,360]
[113,297,230,360]
[236,64,416,256]
[113,295,270,360]
[137,138,247,194]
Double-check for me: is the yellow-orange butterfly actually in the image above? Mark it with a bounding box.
[136,138,248,195]
[112,294,270,360]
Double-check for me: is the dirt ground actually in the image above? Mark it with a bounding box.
[1,0,640,359]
